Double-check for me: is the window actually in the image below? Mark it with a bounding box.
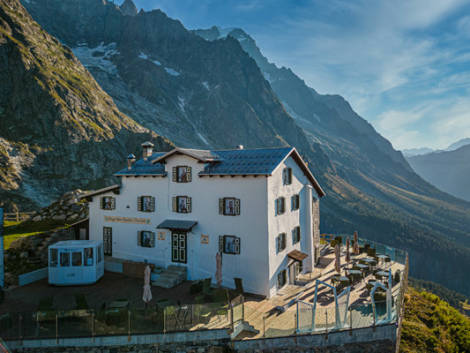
[277,270,287,288]
[275,197,285,215]
[276,233,286,253]
[138,196,155,212]
[219,235,240,255]
[138,231,156,248]
[84,248,94,266]
[282,167,292,185]
[292,226,301,244]
[173,166,192,183]
[50,248,58,267]
[101,196,115,210]
[60,252,70,267]
[219,198,241,216]
[72,251,82,267]
[172,196,192,213]
[291,194,300,210]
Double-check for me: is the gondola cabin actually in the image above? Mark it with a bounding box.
[48,240,104,285]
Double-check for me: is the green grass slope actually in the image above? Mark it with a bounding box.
[400,287,470,353]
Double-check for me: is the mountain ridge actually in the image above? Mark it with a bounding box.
[11,0,470,297]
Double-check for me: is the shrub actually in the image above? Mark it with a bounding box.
[190,281,203,295]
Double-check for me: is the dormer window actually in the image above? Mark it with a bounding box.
[282,167,292,185]
[100,196,116,210]
[173,166,192,183]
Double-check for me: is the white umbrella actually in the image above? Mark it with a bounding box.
[216,252,222,287]
[143,264,152,304]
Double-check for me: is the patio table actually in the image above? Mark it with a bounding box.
[376,271,389,278]
[108,300,129,309]
[348,269,362,275]
[356,264,369,269]
[363,257,376,263]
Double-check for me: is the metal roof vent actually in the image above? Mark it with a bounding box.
[141,141,154,160]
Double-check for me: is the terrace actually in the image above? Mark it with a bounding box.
[0,235,407,343]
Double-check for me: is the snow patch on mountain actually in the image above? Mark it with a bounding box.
[177,96,209,146]
[138,52,162,66]
[165,67,180,76]
[202,81,210,90]
[72,42,119,75]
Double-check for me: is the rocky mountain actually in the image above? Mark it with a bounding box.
[407,144,470,201]
[16,0,470,296]
[402,147,435,157]
[0,0,172,210]
[447,137,470,151]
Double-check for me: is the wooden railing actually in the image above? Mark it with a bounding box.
[3,212,34,222]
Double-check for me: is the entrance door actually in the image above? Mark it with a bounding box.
[171,232,187,263]
[103,227,112,256]
[288,262,301,284]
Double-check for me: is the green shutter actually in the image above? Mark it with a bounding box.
[150,232,156,247]
[137,231,142,246]
[187,167,192,182]
[137,196,142,211]
[150,197,155,212]
[186,197,192,213]
[100,197,104,209]
[219,198,224,215]
[172,167,177,182]
[110,197,116,210]
[288,168,292,184]
[235,237,240,254]
[219,236,224,253]
[172,197,177,212]
[235,199,240,215]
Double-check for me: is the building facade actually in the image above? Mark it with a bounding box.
[84,145,324,297]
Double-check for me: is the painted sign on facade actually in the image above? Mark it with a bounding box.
[201,234,209,244]
[104,216,150,224]
[158,231,166,240]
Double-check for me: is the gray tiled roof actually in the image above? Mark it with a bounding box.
[200,147,293,175]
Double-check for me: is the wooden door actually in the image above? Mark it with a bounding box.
[171,232,187,263]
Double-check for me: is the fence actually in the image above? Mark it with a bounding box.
[0,302,230,341]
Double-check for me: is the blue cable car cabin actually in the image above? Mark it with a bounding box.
[48,240,104,285]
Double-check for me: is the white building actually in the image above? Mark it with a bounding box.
[84,143,325,297]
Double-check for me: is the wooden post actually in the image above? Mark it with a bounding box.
[241,295,245,321]
[163,307,166,334]
[230,303,234,331]
[16,211,19,223]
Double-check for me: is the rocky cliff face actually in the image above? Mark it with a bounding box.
[14,0,470,296]
[0,0,173,209]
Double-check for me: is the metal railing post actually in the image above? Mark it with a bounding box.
[349,306,352,335]
[18,314,22,340]
[127,310,131,342]
[55,314,58,344]
[91,311,95,343]
[163,307,166,334]
[241,295,245,321]
[325,310,328,339]
[263,315,266,338]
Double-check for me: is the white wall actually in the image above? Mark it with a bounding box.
[89,154,270,296]
[266,155,320,297]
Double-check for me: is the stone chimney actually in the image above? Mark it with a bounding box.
[127,154,136,170]
[141,141,154,160]
[237,145,244,150]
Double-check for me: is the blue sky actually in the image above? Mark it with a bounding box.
[125,0,470,150]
